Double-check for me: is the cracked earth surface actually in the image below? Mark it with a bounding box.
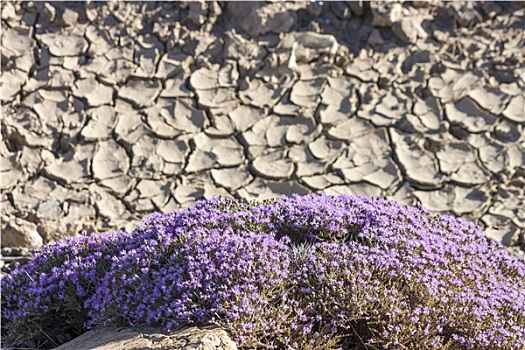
[1,0,524,276]
[1,1,524,349]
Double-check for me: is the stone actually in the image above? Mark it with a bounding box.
[345,58,379,82]
[52,325,237,350]
[1,217,43,249]
[491,120,522,144]
[90,185,129,222]
[92,140,130,181]
[193,133,245,167]
[239,78,284,108]
[307,136,344,160]
[44,148,91,184]
[155,139,189,165]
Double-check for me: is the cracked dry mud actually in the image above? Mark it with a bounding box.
[1,1,524,349]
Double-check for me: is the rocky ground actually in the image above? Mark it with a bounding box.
[1,1,524,348]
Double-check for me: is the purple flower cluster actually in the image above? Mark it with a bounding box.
[2,194,524,349]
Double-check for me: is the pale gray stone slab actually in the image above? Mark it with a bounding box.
[237,178,309,201]
[174,184,205,205]
[345,58,379,82]
[161,73,194,98]
[90,184,130,222]
[99,175,134,196]
[92,139,130,181]
[193,133,244,167]
[288,144,330,177]
[85,25,114,56]
[195,87,238,109]
[1,217,43,249]
[115,112,149,144]
[155,139,189,164]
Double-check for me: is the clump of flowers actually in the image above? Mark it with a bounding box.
[2,194,525,349]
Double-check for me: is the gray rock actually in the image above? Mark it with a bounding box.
[174,184,205,205]
[1,217,43,249]
[52,324,238,350]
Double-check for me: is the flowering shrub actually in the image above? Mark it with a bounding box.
[2,194,525,349]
